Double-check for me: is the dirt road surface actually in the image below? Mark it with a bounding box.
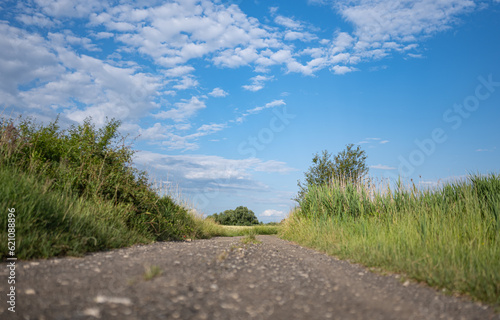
[1,235,498,320]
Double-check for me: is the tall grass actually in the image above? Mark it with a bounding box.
[0,116,203,260]
[281,175,500,306]
[0,166,150,259]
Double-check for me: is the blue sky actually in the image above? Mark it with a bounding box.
[1,0,499,222]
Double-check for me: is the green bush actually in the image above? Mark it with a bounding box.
[0,116,198,260]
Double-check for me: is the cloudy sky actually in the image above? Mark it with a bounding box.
[1,0,499,222]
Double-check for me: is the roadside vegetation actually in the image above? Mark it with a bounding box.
[0,116,215,260]
[281,145,500,307]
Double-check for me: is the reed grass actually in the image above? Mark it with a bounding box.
[280,175,500,306]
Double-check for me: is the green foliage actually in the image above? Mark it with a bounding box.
[282,173,500,306]
[208,206,260,226]
[0,166,150,260]
[296,144,368,202]
[0,116,199,260]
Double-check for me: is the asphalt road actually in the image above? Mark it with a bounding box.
[1,235,498,320]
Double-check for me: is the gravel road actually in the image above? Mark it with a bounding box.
[1,235,498,320]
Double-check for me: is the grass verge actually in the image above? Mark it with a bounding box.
[0,116,208,260]
[280,174,500,307]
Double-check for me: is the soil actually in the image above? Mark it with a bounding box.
[1,235,498,320]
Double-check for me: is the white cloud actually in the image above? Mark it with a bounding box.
[476,147,496,152]
[16,12,55,27]
[330,31,355,54]
[154,96,206,122]
[261,209,286,218]
[1,0,489,138]
[254,160,297,174]
[0,23,163,126]
[133,151,295,191]
[407,53,424,59]
[0,23,62,99]
[370,164,396,170]
[269,7,279,15]
[208,87,228,97]
[331,65,357,75]
[274,15,304,30]
[35,0,105,18]
[242,75,274,92]
[104,1,279,69]
[299,0,479,74]
[380,140,389,144]
[173,75,199,90]
[284,31,317,42]
[49,30,100,51]
[247,99,285,114]
[164,65,195,78]
[93,31,114,39]
[131,119,228,152]
[337,0,475,56]
[197,123,226,134]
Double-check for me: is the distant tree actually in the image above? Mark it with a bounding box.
[207,206,260,226]
[295,144,368,202]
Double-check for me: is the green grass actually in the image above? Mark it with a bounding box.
[143,265,162,281]
[0,166,151,259]
[240,232,262,245]
[205,224,280,237]
[0,116,207,260]
[280,175,500,307]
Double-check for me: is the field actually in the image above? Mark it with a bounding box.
[196,222,280,237]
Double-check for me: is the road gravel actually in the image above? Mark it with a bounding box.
[1,235,498,320]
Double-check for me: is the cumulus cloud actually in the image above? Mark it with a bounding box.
[274,15,304,30]
[284,30,317,42]
[130,119,229,151]
[0,23,164,126]
[261,209,286,218]
[154,96,206,122]
[133,151,295,192]
[323,0,476,64]
[164,65,196,78]
[339,0,475,45]
[208,87,228,97]
[242,75,274,92]
[1,0,487,134]
[331,65,357,75]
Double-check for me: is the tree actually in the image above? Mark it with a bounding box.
[295,144,368,202]
[207,206,260,226]
[332,143,368,182]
